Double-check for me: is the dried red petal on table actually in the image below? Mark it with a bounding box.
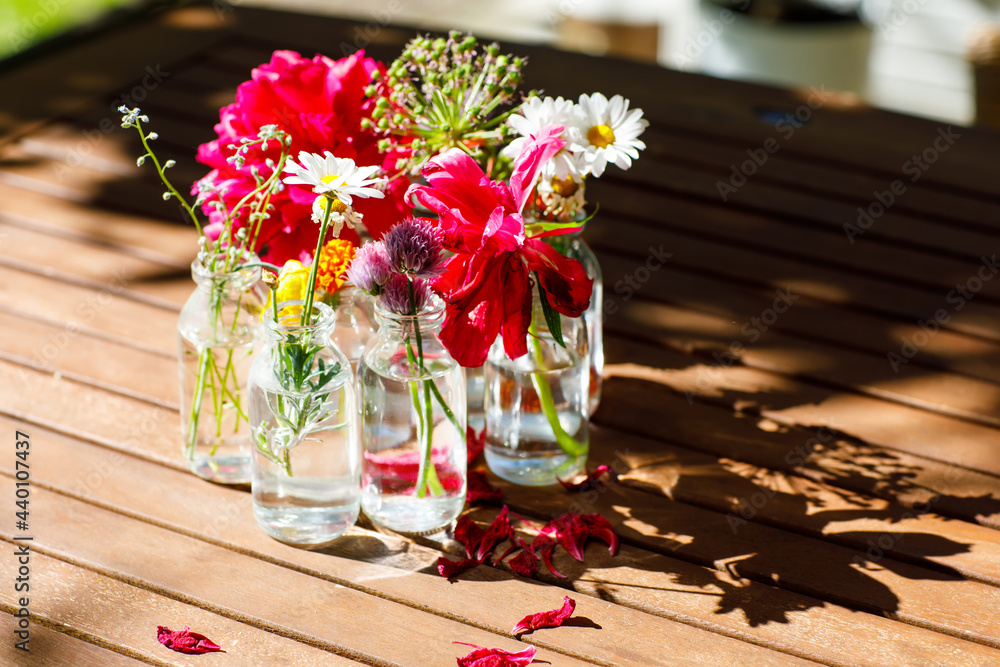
[508,549,538,578]
[475,506,512,562]
[156,626,222,654]
[540,513,588,561]
[467,470,504,504]
[437,556,483,579]
[454,642,538,666]
[557,465,616,492]
[582,513,620,555]
[455,515,487,559]
[529,535,564,579]
[511,596,577,635]
[467,426,485,463]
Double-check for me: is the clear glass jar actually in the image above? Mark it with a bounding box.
[248,301,360,547]
[177,256,266,484]
[327,284,376,372]
[546,226,603,416]
[358,297,467,534]
[484,290,589,486]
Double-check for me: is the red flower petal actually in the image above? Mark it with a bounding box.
[476,507,513,562]
[454,642,538,667]
[558,465,616,492]
[467,470,504,504]
[582,514,620,556]
[540,514,588,562]
[156,626,222,654]
[437,557,482,579]
[529,535,565,579]
[511,596,577,635]
[507,550,538,578]
[454,515,487,559]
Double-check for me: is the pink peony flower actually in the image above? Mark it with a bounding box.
[194,50,409,264]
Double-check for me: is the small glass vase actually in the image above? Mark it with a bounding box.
[484,291,589,486]
[177,256,266,484]
[327,284,376,371]
[248,301,360,547]
[358,297,467,534]
[546,225,603,416]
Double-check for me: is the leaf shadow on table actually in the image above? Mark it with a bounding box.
[561,368,990,629]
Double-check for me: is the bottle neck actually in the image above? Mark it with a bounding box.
[263,301,336,344]
[374,297,445,338]
[191,253,260,291]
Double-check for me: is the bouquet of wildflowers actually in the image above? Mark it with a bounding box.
[255,152,385,473]
[120,107,295,469]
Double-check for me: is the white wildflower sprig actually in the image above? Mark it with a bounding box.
[120,106,295,274]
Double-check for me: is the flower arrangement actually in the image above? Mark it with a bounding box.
[120,107,296,480]
[126,27,647,537]
[254,152,385,475]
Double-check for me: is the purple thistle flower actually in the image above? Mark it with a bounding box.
[383,217,446,279]
[380,274,431,315]
[346,241,393,296]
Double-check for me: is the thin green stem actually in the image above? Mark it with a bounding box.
[528,318,587,457]
[186,350,212,459]
[301,201,332,326]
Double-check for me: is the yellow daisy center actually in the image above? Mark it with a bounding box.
[550,175,579,197]
[587,124,616,149]
[318,196,348,214]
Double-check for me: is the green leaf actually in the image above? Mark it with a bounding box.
[523,203,599,238]
[536,278,565,349]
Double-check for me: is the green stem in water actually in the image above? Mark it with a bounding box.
[301,200,333,326]
[528,318,587,458]
[186,349,212,459]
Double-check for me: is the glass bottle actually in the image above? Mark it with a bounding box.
[327,284,376,372]
[177,256,265,484]
[248,301,360,547]
[484,289,589,486]
[546,226,603,416]
[358,297,467,534]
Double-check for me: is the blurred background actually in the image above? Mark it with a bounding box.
[2,0,999,126]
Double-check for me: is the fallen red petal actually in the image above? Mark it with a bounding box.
[540,514,588,561]
[467,426,485,463]
[454,642,538,666]
[530,535,565,578]
[467,470,504,504]
[156,626,222,654]
[557,465,616,492]
[437,556,482,579]
[511,596,577,635]
[455,515,487,559]
[508,549,538,578]
[476,506,513,562]
[582,513,620,556]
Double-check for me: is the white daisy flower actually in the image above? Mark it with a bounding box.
[568,93,648,178]
[282,151,385,207]
[503,96,584,182]
[312,196,363,238]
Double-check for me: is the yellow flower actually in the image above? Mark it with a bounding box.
[315,239,356,294]
[266,260,312,318]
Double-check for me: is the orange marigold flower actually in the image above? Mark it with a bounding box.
[315,238,356,293]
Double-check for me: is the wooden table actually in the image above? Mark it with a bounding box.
[2,3,1000,665]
